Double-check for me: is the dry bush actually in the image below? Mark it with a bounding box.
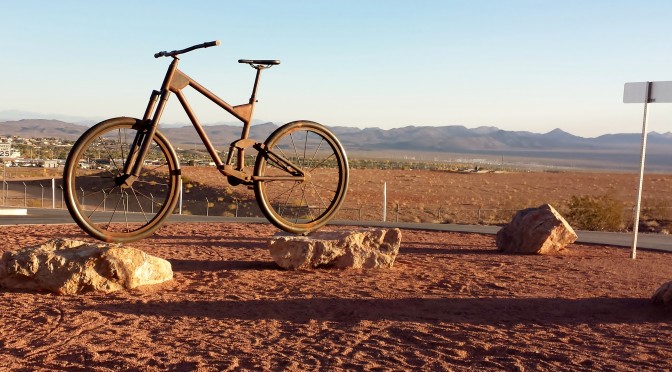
[565,189,625,231]
[642,199,672,222]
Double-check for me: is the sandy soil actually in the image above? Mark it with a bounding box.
[1,222,672,371]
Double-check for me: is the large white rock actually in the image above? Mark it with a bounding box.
[0,239,173,294]
[496,204,577,254]
[268,228,402,270]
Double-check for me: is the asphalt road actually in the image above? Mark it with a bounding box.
[1,207,670,253]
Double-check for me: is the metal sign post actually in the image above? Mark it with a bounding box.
[623,81,672,259]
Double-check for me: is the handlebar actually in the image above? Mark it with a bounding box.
[154,40,220,58]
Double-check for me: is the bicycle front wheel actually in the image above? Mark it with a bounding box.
[254,121,349,234]
[63,117,180,243]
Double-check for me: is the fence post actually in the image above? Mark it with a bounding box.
[396,203,400,223]
[102,190,107,212]
[235,199,239,217]
[477,208,481,223]
[80,187,85,209]
[382,182,387,222]
[149,193,153,214]
[40,183,44,208]
[178,177,183,215]
[52,178,55,209]
[59,185,64,208]
[206,197,209,217]
[22,182,26,207]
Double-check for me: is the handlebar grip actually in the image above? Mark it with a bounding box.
[154,40,220,58]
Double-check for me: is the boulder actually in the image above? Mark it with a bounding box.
[652,281,672,305]
[496,204,577,254]
[268,228,402,270]
[0,238,173,294]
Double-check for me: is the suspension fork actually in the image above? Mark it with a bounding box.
[119,59,179,186]
[118,90,169,186]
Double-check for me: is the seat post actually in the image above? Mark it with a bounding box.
[249,67,264,104]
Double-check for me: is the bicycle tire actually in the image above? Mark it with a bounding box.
[254,120,349,234]
[63,117,180,243]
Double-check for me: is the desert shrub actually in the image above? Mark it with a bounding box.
[565,190,624,231]
[488,208,518,225]
[643,199,672,222]
[26,199,42,208]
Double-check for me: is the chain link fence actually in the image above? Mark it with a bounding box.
[2,176,648,232]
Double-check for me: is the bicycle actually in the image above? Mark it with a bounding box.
[63,40,349,243]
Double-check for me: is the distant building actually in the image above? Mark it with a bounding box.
[41,160,59,168]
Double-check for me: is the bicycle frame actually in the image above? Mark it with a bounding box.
[122,57,304,187]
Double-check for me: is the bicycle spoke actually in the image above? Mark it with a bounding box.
[274,182,300,217]
[267,155,295,174]
[119,129,127,168]
[302,130,309,170]
[129,188,150,224]
[106,192,125,230]
[307,138,326,171]
[299,182,315,222]
[288,133,301,168]
[309,181,331,210]
[122,190,131,232]
[266,183,294,203]
[84,185,118,216]
[274,145,292,165]
[309,153,336,172]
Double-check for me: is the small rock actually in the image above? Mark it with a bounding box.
[268,228,402,270]
[0,238,173,294]
[496,204,577,254]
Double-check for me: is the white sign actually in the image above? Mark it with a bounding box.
[623,81,672,103]
[0,143,11,157]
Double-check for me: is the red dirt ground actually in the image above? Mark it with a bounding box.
[1,222,671,370]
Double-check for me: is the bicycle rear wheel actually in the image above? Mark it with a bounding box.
[63,117,180,243]
[254,120,349,234]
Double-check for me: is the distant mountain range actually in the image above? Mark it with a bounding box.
[2,118,670,154]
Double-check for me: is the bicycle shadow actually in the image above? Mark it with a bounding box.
[89,296,668,325]
[401,246,496,255]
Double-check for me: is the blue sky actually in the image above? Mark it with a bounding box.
[2,1,672,137]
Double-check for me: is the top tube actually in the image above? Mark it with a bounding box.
[154,40,220,58]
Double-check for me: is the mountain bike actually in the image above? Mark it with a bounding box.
[63,41,349,243]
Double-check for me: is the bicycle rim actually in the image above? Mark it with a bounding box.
[254,121,349,234]
[64,117,180,243]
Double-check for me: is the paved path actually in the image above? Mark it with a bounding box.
[1,207,670,253]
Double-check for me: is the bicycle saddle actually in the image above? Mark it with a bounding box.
[238,59,281,65]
